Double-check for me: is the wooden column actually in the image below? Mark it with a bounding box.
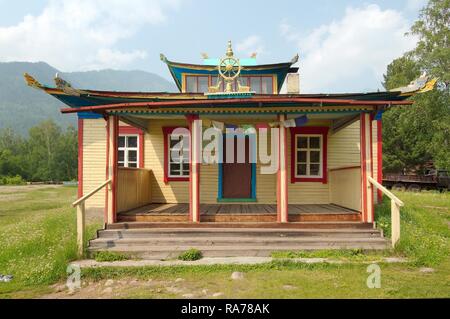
[360,113,374,223]
[77,118,84,199]
[106,115,119,224]
[187,115,200,223]
[376,118,383,203]
[277,114,288,223]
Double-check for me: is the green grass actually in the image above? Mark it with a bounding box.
[375,191,450,266]
[0,186,100,298]
[94,251,130,262]
[79,259,450,298]
[177,248,203,261]
[0,187,448,298]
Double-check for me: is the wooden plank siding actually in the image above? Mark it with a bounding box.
[82,119,107,211]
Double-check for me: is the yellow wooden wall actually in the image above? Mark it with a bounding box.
[82,118,107,209]
[144,119,190,203]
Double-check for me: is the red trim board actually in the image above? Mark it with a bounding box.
[377,120,383,203]
[77,118,83,198]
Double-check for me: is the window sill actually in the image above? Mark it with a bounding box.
[164,177,189,183]
[291,177,327,184]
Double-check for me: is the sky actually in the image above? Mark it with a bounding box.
[0,0,428,93]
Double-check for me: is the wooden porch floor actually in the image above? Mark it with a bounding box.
[118,203,361,223]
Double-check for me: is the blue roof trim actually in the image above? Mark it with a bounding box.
[78,112,103,119]
[168,65,293,93]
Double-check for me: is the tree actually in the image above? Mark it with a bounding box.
[382,0,450,173]
[410,0,450,88]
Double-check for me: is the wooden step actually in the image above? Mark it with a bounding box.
[107,221,373,230]
[97,228,382,239]
[118,213,361,223]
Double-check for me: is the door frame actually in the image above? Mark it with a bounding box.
[217,132,257,202]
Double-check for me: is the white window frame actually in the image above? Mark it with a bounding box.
[295,134,323,178]
[118,134,139,168]
[167,133,190,178]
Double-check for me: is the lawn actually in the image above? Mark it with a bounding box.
[0,185,101,298]
[0,186,449,299]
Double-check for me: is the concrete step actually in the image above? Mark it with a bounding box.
[87,242,390,259]
[97,228,382,239]
[107,222,374,230]
[90,236,387,247]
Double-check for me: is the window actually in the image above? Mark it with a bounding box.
[185,75,209,93]
[163,127,190,182]
[295,135,322,177]
[118,135,138,168]
[118,126,144,168]
[290,127,329,183]
[184,75,274,94]
[239,76,273,94]
[168,133,190,178]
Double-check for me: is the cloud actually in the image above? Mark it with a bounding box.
[280,4,418,93]
[0,0,182,71]
[236,35,265,58]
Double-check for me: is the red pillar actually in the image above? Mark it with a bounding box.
[377,119,383,203]
[187,114,200,222]
[77,118,84,199]
[360,113,374,223]
[106,115,119,224]
[277,114,288,223]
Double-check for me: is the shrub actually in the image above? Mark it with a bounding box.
[0,175,26,185]
[178,248,203,261]
[94,251,129,262]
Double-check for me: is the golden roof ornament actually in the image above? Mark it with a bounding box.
[218,41,241,93]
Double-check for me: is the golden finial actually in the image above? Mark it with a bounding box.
[226,40,234,57]
[24,73,43,89]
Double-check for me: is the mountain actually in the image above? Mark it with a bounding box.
[0,62,177,134]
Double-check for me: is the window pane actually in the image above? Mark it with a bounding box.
[310,137,320,148]
[239,76,249,87]
[182,163,189,174]
[310,151,320,163]
[127,136,137,148]
[128,163,137,168]
[198,76,209,93]
[118,162,124,167]
[118,136,125,148]
[170,164,180,175]
[298,151,307,162]
[128,150,137,162]
[118,150,124,162]
[186,76,196,92]
[297,164,307,176]
[298,137,308,148]
[310,164,320,176]
[250,77,261,93]
[261,77,273,94]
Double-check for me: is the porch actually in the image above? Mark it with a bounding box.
[117,203,361,223]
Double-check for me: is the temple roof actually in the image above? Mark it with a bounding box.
[159,52,299,92]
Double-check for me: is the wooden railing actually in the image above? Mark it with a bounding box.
[368,176,404,248]
[72,179,111,257]
[117,168,152,213]
[329,166,361,212]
